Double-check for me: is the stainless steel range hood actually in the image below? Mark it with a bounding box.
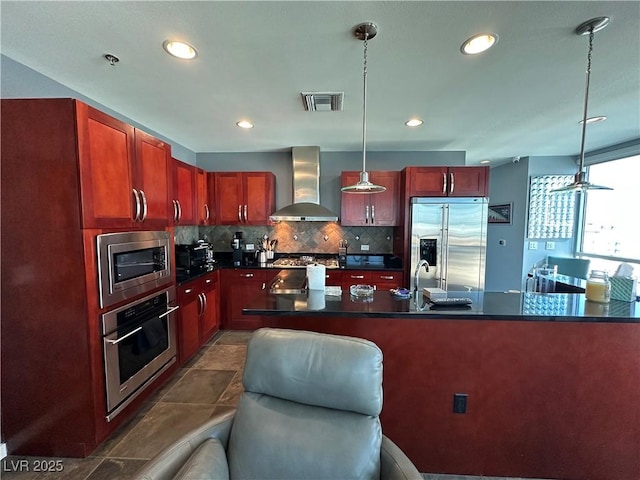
[269,147,339,222]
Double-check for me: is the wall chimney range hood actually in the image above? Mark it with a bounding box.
[269,147,339,222]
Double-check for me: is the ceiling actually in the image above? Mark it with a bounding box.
[2,1,639,166]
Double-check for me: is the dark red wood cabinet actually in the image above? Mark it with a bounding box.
[195,168,212,225]
[214,172,275,225]
[340,171,400,226]
[77,102,172,229]
[405,166,489,198]
[220,269,270,330]
[0,98,176,458]
[172,158,197,225]
[177,271,220,364]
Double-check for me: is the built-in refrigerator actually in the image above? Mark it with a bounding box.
[409,197,488,293]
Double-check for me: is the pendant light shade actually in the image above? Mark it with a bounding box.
[342,22,386,194]
[553,17,613,193]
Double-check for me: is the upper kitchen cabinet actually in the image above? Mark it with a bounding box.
[404,166,489,198]
[77,102,172,229]
[341,171,400,226]
[214,172,275,225]
[172,158,197,225]
[195,168,213,225]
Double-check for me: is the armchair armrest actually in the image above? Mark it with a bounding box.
[380,435,423,480]
[133,409,236,480]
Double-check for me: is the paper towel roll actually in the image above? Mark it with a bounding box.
[306,263,326,291]
[307,289,326,310]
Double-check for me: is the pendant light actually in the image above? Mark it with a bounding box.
[342,22,386,194]
[553,17,612,193]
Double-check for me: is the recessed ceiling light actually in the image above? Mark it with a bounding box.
[236,120,254,129]
[163,40,197,59]
[480,160,491,164]
[460,33,499,55]
[405,118,423,127]
[579,116,607,124]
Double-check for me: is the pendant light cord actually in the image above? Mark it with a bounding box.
[578,28,594,172]
[361,32,369,174]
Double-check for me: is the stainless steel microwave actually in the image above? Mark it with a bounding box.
[97,231,172,308]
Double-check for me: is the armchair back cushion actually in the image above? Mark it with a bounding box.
[227,328,384,480]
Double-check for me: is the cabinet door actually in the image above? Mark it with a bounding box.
[178,297,201,364]
[325,269,343,286]
[195,168,211,225]
[134,129,172,227]
[221,269,268,330]
[243,172,275,225]
[340,172,369,226]
[405,166,449,197]
[200,274,220,341]
[448,166,489,197]
[77,103,136,229]
[370,171,400,226]
[173,159,196,225]
[215,172,244,224]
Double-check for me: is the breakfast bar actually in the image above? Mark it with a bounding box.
[243,290,640,480]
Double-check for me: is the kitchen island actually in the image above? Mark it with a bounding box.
[243,290,639,480]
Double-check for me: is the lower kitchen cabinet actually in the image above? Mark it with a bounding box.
[341,270,404,291]
[177,270,220,364]
[220,269,270,330]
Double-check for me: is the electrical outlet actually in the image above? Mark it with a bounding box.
[360,244,370,251]
[546,241,555,250]
[528,241,538,250]
[453,393,468,414]
[245,243,255,251]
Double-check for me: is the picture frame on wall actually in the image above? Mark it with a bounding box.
[488,203,512,224]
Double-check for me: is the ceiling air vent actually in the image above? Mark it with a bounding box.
[301,92,344,112]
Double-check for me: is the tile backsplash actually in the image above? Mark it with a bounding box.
[175,223,394,254]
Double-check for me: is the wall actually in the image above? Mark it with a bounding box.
[0,54,196,164]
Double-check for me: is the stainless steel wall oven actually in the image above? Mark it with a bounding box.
[101,287,178,421]
[97,231,172,308]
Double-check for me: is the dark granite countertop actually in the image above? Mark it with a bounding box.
[243,290,639,323]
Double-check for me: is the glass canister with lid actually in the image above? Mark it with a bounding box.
[585,270,611,303]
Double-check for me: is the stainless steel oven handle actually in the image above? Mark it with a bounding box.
[106,326,143,345]
[158,305,180,319]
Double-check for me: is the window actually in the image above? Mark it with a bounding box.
[578,155,640,276]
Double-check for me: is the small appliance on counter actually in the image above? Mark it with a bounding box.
[232,231,244,266]
[175,241,216,282]
[338,239,348,268]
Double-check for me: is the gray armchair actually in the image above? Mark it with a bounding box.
[134,328,422,480]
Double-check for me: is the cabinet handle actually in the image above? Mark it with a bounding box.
[201,292,208,314]
[262,282,266,290]
[350,275,365,279]
[205,278,212,284]
[365,205,369,224]
[238,204,242,222]
[106,326,142,345]
[449,173,455,194]
[371,205,375,223]
[197,293,203,316]
[158,305,180,319]
[242,273,254,278]
[132,188,142,221]
[380,275,394,280]
[172,200,178,223]
[204,204,210,223]
[176,199,182,222]
[243,204,248,223]
[185,288,193,294]
[139,189,148,221]
[442,173,447,195]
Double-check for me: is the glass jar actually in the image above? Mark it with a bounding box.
[585,270,611,303]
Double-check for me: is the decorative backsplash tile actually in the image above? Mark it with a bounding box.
[176,223,393,254]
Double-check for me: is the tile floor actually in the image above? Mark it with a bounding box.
[1,329,543,480]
